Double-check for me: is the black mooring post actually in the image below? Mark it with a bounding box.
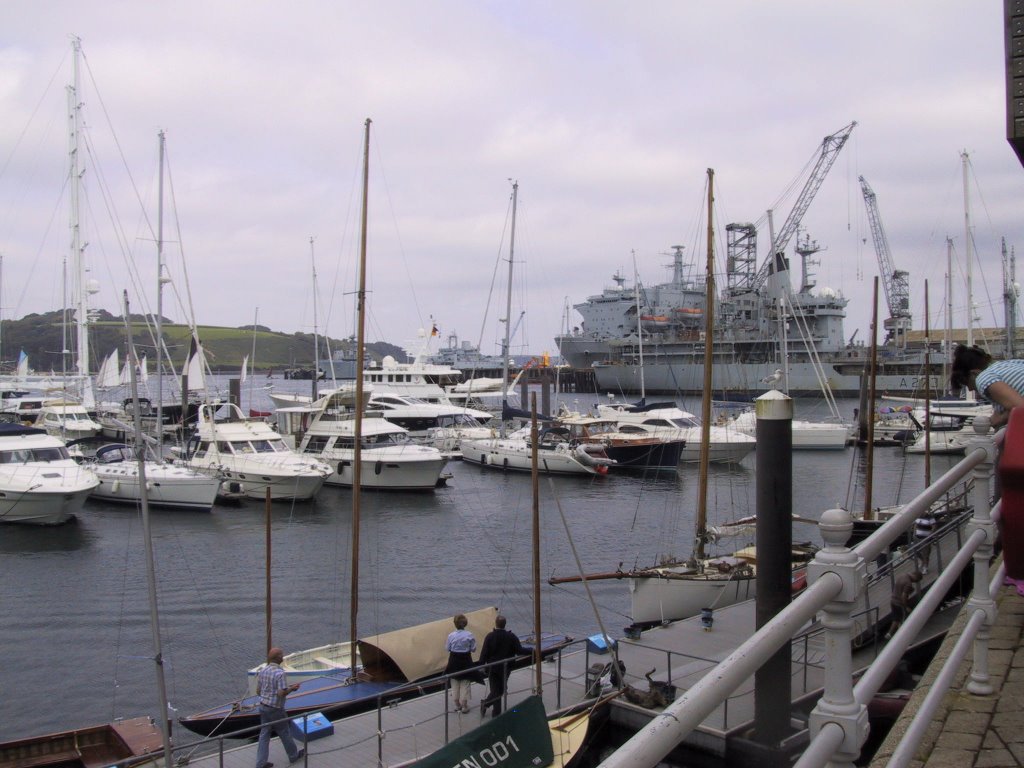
[754,389,793,750]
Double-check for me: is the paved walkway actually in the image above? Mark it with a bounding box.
[871,569,1024,767]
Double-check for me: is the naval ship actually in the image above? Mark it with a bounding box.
[555,233,942,399]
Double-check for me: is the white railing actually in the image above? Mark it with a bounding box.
[599,418,1000,768]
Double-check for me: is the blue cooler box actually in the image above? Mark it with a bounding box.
[290,711,334,741]
[586,633,616,654]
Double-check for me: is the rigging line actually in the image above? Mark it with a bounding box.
[368,130,424,332]
[0,47,68,182]
[474,190,515,355]
[79,47,156,247]
[110,501,137,722]
[547,473,624,688]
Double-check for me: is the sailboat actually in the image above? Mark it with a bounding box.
[87,134,221,512]
[550,171,817,624]
[460,183,615,477]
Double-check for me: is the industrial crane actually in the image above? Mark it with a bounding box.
[750,120,857,293]
[859,175,911,347]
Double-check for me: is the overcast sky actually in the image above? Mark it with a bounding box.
[1,2,1021,363]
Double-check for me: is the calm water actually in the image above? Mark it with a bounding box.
[0,382,961,742]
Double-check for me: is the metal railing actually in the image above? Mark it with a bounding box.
[598,417,1000,768]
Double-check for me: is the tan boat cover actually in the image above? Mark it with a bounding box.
[357,606,497,682]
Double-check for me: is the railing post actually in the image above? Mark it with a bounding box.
[806,507,869,768]
[966,416,997,695]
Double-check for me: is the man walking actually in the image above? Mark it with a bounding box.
[255,648,305,768]
[479,615,524,717]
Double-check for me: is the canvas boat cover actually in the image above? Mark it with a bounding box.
[357,606,497,682]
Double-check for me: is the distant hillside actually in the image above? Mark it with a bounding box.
[0,310,407,374]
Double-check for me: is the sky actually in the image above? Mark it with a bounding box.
[1,2,1022,363]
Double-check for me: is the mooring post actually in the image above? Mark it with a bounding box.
[807,508,868,768]
[753,389,794,753]
[229,377,241,411]
[540,371,551,418]
[967,415,997,695]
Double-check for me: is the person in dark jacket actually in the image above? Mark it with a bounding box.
[478,615,525,717]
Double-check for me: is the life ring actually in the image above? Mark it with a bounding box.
[792,570,808,593]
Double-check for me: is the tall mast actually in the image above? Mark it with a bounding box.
[156,131,166,456]
[69,37,89,381]
[500,181,518,438]
[962,151,974,348]
[695,168,714,562]
[122,292,173,764]
[945,237,954,386]
[310,237,319,402]
[349,118,371,655]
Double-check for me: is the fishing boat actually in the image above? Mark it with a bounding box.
[0,423,99,525]
[184,402,331,500]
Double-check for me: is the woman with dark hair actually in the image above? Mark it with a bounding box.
[950,344,1024,428]
[444,613,477,713]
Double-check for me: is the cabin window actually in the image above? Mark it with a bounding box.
[303,436,330,453]
[251,440,275,453]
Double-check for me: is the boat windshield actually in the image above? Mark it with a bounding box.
[0,446,70,463]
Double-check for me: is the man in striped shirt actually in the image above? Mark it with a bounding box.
[254,648,304,768]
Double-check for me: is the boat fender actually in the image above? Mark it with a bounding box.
[111,480,120,493]
[596,464,609,475]
[374,460,383,475]
[792,570,808,593]
[502,457,509,470]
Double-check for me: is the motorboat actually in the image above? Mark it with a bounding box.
[184,402,331,501]
[35,399,103,441]
[274,389,448,491]
[730,409,852,450]
[596,401,755,464]
[0,423,100,525]
[368,393,492,435]
[461,425,615,476]
[87,443,221,511]
[553,409,685,472]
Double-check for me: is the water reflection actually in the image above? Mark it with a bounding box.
[0,516,93,553]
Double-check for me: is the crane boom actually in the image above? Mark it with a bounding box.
[859,175,911,345]
[751,121,857,292]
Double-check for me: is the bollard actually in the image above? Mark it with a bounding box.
[753,389,793,747]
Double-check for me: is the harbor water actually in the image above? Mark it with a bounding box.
[0,379,962,742]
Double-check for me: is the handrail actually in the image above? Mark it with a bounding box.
[598,417,999,768]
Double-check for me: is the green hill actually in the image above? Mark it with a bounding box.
[0,310,406,374]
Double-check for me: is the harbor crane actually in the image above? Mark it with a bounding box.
[858,175,912,347]
[749,121,857,293]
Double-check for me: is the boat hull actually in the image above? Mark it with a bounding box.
[460,438,606,476]
[0,485,93,525]
[323,453,448,490]
[629,569,757,625]
[90,462,221,510]
[593,358,941,398]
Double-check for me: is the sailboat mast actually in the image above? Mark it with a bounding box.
[122,291,173,763]
[69,37,89,382]
[350,118,371,654]
[962,151,974,348]
[924,282,932,485]
[500,181,518,439]
[311,237,319,402]
[530,393,542,692]
[695,168,714,562]
[156,131,166,457]
[863,277,879,520]
[945,237,954,385]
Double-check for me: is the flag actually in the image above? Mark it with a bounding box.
[241,355,249,383]
[431,323,439,337]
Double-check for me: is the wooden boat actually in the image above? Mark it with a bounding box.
[0,717,163,768]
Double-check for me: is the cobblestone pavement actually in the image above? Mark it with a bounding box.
[871,576,1024,767]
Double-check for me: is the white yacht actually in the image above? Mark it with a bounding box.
[185,403,331,501]
[275,389,448,491]
[730,409,852,450]
[461,425,615,476]
[0,424,99,525]
[597,402,755,464]
[88,443,221,511]
[367,393,492,435]
[36,400,103,441]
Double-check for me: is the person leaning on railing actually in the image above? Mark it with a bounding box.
[952,344,1024,595]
